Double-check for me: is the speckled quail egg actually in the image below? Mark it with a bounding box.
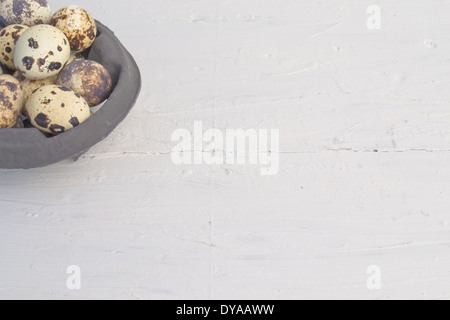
[0,74,23,128]
[0,0,52,27]
[57,60,112,107]
[13,70,55,108]
[26,84,90,134]
[51,6,96,53]
[14,24,70,80]
[0,24,28,70]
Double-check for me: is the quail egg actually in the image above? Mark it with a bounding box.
[0,24,29,70]
[57,60,112,107]
[51,6,96,53]
[0,74,23,128]
[26,84,90,134]
[0,0,52,27]
[14,24,70,80]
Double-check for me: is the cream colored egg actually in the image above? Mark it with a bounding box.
[51,6,96,53]
[26,84,90,134]
[0,74,23,128]
[0,24,29,70]
[0,0,52,27]
[14,24,70,80]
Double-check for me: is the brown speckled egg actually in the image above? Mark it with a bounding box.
[0,74,23,128]
[26,84,90,134]
[51,6,96,53]
[57,60,112,107]
[0,24,29,70]
[0,0,52,27]
[13,70,55,109]
[14,24,70,80]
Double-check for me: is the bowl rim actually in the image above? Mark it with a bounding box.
[0,21,142,169]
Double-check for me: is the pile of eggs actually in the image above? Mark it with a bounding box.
[0,0,112,135]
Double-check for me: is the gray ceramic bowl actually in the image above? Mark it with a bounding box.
[0,21,141,169]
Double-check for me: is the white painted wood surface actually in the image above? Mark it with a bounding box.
[1,0,450,300]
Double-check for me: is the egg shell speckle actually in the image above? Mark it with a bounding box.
[26,84,90,134]
[0,24,29,70]
[51,6,96,53]
[14,24,70,80]
[57,60,112,107]
[0,74,23,128]
[0,0,52,27]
